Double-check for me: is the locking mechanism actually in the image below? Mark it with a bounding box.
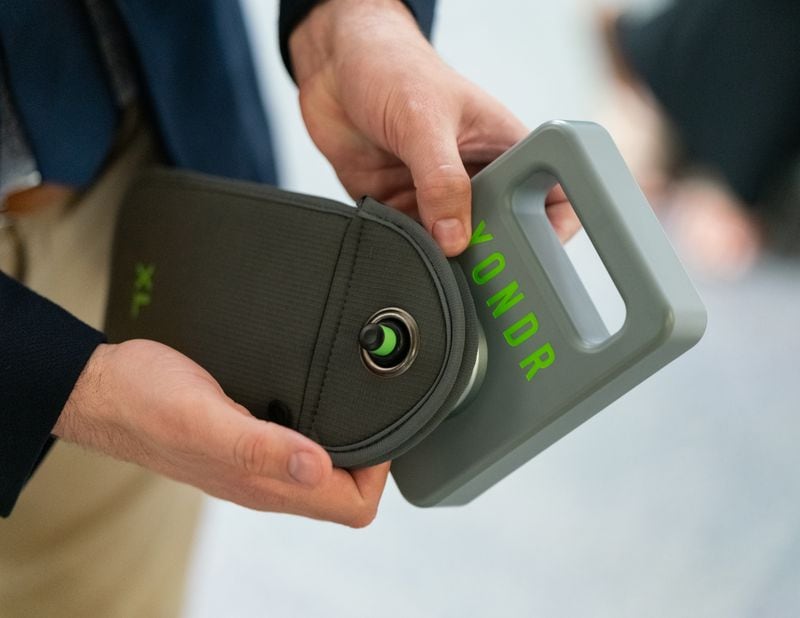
[359,308,419,376]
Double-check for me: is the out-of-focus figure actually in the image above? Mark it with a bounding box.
[600,0,800,278]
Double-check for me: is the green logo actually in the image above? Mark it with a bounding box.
[130,262,155,319]
[469,220,555,381]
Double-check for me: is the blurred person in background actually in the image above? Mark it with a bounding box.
[0,0,576,616]
[601,0,800,278]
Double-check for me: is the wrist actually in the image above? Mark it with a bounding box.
[54,342,115,440]
[289,0,422,85]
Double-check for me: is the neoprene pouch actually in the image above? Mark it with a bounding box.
[104,168,479,468]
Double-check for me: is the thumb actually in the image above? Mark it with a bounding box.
[204,401,332,487]
[400,118,472,256]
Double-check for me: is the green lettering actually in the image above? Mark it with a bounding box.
[472,252,505,285]
[503,312,539,346]
[469,220,493,246]
[487,281,524,318]
[130,292,150,319]
[134,263,155,291]
[131,263,155,318]
[520,343,556,380]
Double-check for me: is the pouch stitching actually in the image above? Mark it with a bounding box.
[295,215,355,432]
[321,203,458,456]
[307,217,365,439]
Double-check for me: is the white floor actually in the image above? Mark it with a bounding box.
[184,2,800,616]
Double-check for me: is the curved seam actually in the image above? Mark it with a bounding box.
[308,217,365,438]
[320,203,460,456]
[296,214,355,432]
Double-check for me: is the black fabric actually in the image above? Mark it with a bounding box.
[616,0,800,205]
[106,171,351,423]
[278,0,437,79]
[0,0,278,189]
[115,0,278,185]
[0,0,119,187]
[105,168,477,467]
[0,274,105,517]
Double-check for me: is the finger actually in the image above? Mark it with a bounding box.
[265,463,392,528]
[350,461,392,505]
[546,184,568,206]
[545,185,582,243]
[399,90,533,255]
[546,200,582,244]
[338,160,415,209]
[458,90,528,172]
[398,116,472,256]
[198,401,333,487]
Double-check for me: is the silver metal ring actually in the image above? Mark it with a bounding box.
[360,307,419,377]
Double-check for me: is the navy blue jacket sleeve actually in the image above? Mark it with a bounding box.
[278,0,436,79]
[0,273,105,517]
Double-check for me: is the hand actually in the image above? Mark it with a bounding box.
[54,340,389,527]
[289,0,580,256]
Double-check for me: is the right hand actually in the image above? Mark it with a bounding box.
[289,0,581,257]
[54,339,389,527]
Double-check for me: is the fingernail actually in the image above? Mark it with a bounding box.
[289,451,322,486]
[433,218,467,255]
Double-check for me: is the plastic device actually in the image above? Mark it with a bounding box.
[104,121,706,508]
[391,120,707,505]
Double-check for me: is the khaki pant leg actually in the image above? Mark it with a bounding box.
[0,122,204,618]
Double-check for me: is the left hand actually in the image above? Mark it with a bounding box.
[55,340,390,528]
[289,0,580,256]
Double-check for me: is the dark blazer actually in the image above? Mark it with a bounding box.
[0,0,435,516]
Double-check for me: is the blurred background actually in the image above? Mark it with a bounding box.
[183,1,800,616]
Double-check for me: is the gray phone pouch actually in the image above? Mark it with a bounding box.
[105,168,480,468]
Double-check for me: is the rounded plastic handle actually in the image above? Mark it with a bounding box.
[467,120,707,362]
[392,120,707,507]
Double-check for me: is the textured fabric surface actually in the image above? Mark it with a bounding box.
[106,171,349,422]
[106,169,477,466]
[304,211,448,447]
[0,276,105,516]
[0,52,37,197]
[0,0,118,187]
[321,198,478,467]
[0,0,277,189]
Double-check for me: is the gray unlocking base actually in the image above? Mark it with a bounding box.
[391,121,707,506]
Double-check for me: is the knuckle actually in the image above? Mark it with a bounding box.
[166,387,210,416]
[417,170,471,208]
[388,82,435,145]
[232,430,274,476]
[346,503,379,529]
[228,476,288,513]
[249,485,290,513]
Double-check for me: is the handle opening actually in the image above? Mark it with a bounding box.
[510,171,627,346]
